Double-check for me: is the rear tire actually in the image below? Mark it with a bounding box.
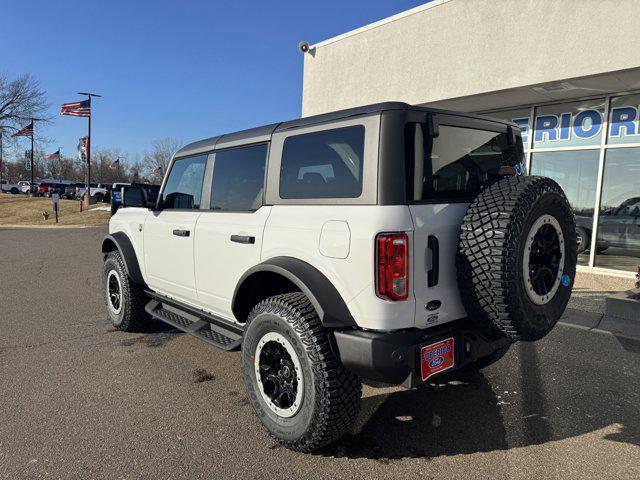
[102,251,149,331]
[457,176,577,341]
[242,292,362,452]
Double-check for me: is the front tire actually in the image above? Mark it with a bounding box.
[102,251,149,331]
[242,292,361,452]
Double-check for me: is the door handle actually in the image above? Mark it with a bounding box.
[172,229,190,237]
[427,235,439,287]
[230,235,255,244]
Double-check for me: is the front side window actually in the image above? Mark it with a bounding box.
[162,155,207,209]
[279,125,365,199]
[210,144,268,211]
[409,123,523,201]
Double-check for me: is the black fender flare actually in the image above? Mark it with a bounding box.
[101,232,146,287]
[232,256,356,328]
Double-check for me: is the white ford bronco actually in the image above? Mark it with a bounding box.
[102,102,577,452]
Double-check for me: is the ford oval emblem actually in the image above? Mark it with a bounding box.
[429,356,445,368]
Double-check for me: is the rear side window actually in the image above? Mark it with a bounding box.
[279,125,365,199]
[162,155,207,209]
[408,123,522,201]
[210,144,268,211]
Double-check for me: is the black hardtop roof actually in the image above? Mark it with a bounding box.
[174,102,515,158]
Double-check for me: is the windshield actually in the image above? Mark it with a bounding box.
[407,122,524,201]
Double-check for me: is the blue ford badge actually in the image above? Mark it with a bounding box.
[429,356,445,368]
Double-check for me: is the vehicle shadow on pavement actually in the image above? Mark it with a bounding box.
[322,374,510,460]
[321,341,640,460]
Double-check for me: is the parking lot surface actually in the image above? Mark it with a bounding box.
[1,226,639,479]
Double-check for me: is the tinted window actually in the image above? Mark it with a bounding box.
[279,125,365,199]
[530,150,599,266]
[162,155,207,209]
[210,144,267,211]
[408,123,523,201]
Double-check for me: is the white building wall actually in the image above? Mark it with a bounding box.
[302,0,640,116]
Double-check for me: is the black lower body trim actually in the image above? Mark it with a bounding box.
[144,291,243,351]
[333,319,512,388]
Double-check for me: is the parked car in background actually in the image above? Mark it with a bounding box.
[62,184,78,199]
[98,183,113,201]
[36,181,53,197]
[76,183,109,202]
[0,180,21,194]
[17,181,32,194]
[576,196,640,253]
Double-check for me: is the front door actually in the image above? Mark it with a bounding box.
[194,144,270,320]
[144,154,208,305]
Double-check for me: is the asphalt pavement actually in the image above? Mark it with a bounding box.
[1,226,639,479]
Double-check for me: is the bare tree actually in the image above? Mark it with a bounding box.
[0,73,49,134]
[143,137,182,180]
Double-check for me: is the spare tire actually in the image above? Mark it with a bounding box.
[457,176,577,342]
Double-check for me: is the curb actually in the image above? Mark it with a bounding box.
[560,307,640,341]
[0,224,107,229]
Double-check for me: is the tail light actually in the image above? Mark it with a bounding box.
[376,232,409,301]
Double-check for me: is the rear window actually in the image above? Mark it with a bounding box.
[279,125,365,199]
[407,123,523,201]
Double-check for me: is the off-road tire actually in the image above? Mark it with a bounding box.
[102,251,149,331]
[457,176,577,341]
[242,292,362,452]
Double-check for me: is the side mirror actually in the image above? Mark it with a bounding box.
[122,186,146,208]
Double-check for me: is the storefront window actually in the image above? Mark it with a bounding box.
[533,98,606,149]
[487,108,531,150]
[594,147,640,272]
[530,150,599,266]
[607,94,640,145]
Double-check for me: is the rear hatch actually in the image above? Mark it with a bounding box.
[406,114,525,328]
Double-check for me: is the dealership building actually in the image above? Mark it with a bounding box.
[301,0,640,278]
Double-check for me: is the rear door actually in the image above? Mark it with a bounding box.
[143,154,207,304]
[194,143,270,320]
[407,116,524,328]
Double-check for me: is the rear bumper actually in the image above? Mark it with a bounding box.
[333,320,511,388]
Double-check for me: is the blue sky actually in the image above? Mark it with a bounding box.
[2,0,427,160]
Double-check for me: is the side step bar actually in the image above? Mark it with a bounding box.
[144,295,243,351]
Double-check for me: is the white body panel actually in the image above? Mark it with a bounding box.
[143,210,201,304]
[409,203,469,328]
[108,207,148,278]
[109,202,469,332]
[194,207,272,321]
[262,205,416,331]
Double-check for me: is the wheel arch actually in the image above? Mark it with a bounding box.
[232,256,356,328]
[101,232,146,287]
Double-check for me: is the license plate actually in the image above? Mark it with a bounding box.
[420,337,455,381]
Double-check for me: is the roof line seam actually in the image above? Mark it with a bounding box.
[311,0,451,49]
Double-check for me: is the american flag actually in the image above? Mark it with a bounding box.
[12,122,33,137]
[109,159,120,169]
[61,99,91,117]
[152,166,163,174]
[46,149,60,159]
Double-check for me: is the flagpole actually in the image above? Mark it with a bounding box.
[30,119,34,197]
[0,127,3,191]
[77,92,101,207]
[87,104,91,206]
